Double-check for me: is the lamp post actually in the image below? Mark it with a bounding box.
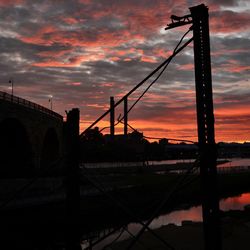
[49,96,53,110]
[9,79,13,96]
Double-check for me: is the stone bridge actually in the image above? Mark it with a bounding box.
[0,91,64,177]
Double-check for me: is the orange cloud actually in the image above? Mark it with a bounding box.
[20,23,145,49]
[216,104,250,118]
[62,17,78,25]
[66,82,82,86]
[33,53,105,67]
[100,82,115,87]
[211,49,249,56]
[37,49,73,58]
[178,64,194,70]
[141,56,157,63]
[153,48,173,58]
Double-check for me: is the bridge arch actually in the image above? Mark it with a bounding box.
[40,127,60,170]
[0,118,34,177]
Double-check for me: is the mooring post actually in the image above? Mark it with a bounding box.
[190,4,222,250]
[65,108,81,250]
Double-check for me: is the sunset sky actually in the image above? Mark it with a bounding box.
[0,0,250,142]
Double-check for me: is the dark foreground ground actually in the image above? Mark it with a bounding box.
[1,166,250,249]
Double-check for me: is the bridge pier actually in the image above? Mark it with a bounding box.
[0,91,63,177]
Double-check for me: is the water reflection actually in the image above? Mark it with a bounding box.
[151,192,250,227]
[84,158,250,169]
[151,206,202,227]
[82,192,250,249]
[220,193,250,210]
[218,158,250,168]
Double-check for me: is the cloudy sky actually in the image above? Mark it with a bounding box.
[0,0,250,142]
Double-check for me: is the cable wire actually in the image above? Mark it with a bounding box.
[125,28,192,118]
[119,119,197,144]
[99,114,122,133]
[143,135,196,144]
[81,28,195,249]
[80,35,193,137]
[98,28,193,141]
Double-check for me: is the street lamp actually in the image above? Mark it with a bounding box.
[49,95,53,110]
[9,79,13,96]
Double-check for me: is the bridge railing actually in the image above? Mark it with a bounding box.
[0,91,63,120]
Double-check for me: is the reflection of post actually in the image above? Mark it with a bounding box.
[110,96,115,139]
[65,108,81,250]
[124,96,128,136]
[191,4,221,250]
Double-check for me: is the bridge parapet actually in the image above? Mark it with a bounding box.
[0,91,62,120]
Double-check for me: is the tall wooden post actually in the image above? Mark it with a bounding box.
[65,108,81,250]
[190,4,221,250]
[110,96,115,139]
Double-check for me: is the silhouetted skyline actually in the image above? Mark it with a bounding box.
[0,0,249,142]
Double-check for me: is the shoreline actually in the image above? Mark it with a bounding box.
[112,208,250,250]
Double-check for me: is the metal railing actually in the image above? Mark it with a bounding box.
[0,91,63,120]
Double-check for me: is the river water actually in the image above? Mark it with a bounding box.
[150,158,250,168]
[82,192,250,249]
[81,158,250,249]
[83,158,250,169]
[218,158,250,168]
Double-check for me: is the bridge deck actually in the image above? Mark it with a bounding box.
[0,91,62,120]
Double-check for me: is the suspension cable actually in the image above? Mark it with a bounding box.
[99,114,122,133]
[81,28,195,249]
[119,119,196,144]
[80,35,193,137]
[124,28,192,119]
[143,135,196,144]
[98,29,193,141]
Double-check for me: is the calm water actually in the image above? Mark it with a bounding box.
[81,158,250,249]
[149,192,250,227]
[83,158,250,168]
[82,192,250,249]
[218,158,250,168]
[150,158,250,168]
